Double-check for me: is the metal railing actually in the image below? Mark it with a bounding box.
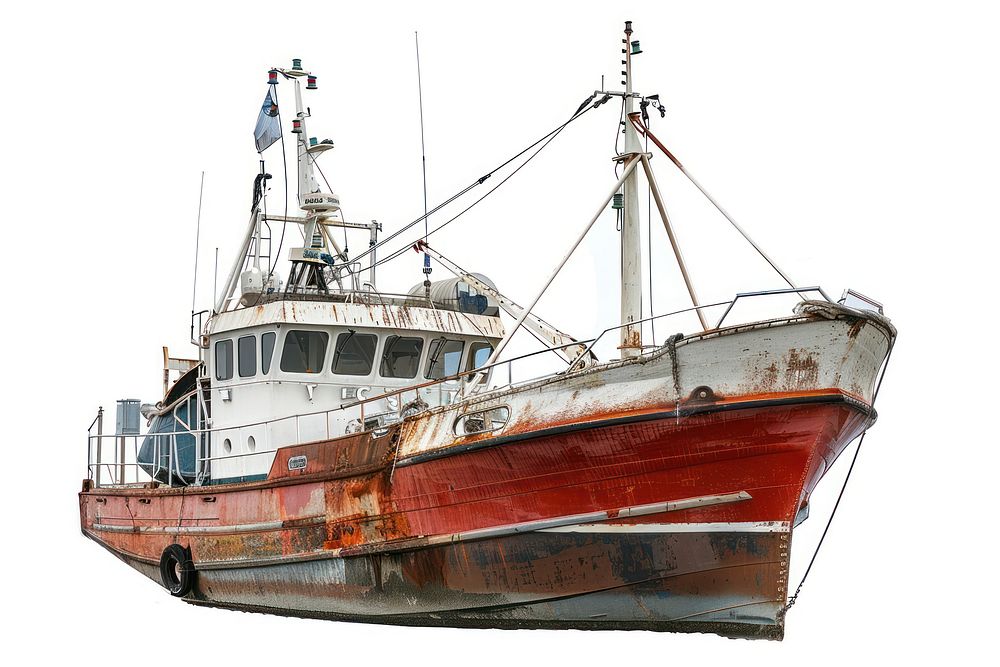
[86,286,832,489]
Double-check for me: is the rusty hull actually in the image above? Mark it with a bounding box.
[79,305,892,639]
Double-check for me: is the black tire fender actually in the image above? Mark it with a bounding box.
[159,544,195,597]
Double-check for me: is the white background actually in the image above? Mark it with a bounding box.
[2,1,997,663]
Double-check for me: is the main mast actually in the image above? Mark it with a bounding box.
[620,21,643,359]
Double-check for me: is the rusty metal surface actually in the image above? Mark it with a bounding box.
[79,308,892,640]
[183,528,789,639]
[207,299,505,338]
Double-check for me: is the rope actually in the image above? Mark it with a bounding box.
[781,338,895,616]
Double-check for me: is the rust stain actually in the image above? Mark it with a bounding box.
[784,349,819,389]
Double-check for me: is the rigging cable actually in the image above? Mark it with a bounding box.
[338,97,602,272]
[340,99,602,277]
[629,114,799,292]
[780,337,895,617]
[269,81,290,282]
[646,128,655,345]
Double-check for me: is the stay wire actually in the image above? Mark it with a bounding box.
[781,337,895,617]
[342,101,597,270]
[355,106,585,276]
[269,83,290,281]
[646,130,655,345]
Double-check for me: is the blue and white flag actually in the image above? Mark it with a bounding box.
[254,90,281,153]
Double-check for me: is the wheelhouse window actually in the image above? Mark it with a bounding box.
[380,335,424,379]
[426,338,465,380]
[332,331,377,376]
[261,332,276,375]
[215,339,233,381]
[280,330,329,373]
[238,335,256,377]
[466,341,494,376]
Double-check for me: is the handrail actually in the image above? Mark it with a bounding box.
[86,286,832,489]
[713,286,830,329]
[566,298,735,372]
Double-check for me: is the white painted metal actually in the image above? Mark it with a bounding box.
[399,310,893,459]
[620,24,644,358]
[208,300,504,338]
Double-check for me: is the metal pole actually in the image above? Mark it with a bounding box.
[640,154,708,330]
[191,171,205,313]
[474,155,643,382]
[119,435,125,486]
[95,407,104,487]
[213,248,219,313]
[369,221,378,288]
[620,21,643,358]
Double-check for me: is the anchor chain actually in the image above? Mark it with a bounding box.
[780,337,895,617]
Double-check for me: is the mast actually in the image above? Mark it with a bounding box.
[282,60,342,292]
[620,21,643,358]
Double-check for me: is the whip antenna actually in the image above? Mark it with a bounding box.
[190,171,205,344]
[415,31,433,299]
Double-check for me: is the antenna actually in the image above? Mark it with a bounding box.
[191,170,205,314]
[415,31,433,299]
[213,247,219,314]
[190,171,205,345]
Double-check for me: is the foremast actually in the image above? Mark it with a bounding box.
[620,21,643,359]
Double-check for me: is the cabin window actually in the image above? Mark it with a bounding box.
[379,335,424,379]
[426,338,465,380]
[280,330,329,373]
[215,339,233,381]
[238,335,256,377]
[332,331,377,376]
[261,332,276,375]
[454,406,510,436]
[466,341,494,377]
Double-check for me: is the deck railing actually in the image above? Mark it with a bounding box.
[85,286,834,489]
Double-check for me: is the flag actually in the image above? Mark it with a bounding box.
[254,90,281,153]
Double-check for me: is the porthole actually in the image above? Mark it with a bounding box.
[222,438,232,454]
[247,435,256,452]
[454,406,510,436]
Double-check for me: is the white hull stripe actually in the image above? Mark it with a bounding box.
[93,491,750,537]
[93,491,763,570]
[540,521,790,534]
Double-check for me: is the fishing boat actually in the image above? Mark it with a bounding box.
[79,22,895,640]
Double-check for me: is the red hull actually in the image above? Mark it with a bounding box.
[80,394,870,637]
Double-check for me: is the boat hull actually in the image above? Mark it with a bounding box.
[184,525,789,639]
[81,397,868,639]
[80,305,893,639]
